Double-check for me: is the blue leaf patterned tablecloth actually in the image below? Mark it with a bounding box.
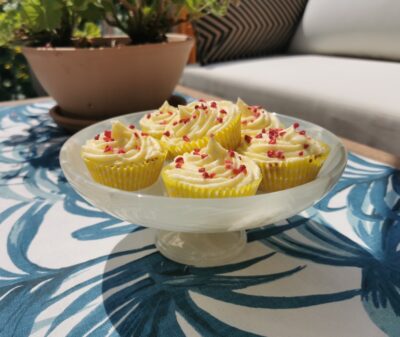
[0,99,399,337]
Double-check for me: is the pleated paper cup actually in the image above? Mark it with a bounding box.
[161,168,261,198]
[257,145,330,192]
[83,152,166,191]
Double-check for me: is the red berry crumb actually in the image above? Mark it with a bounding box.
[210,101,217,108]
[118,148,126,154]
[244,135,252,144]
[198,167,206,173]
[175,157,184,164]
[179,117,190,124]
[146,113,151,119]
[163,131,171,137]
[299,151,304,156]
[104,145,113,153]
[94,134,100,140]
[104,130,112,138]
[293,122,300,129]
[228,150,235,158]
[183,135,190,142]
[304,144,309,149]
[276,151,285,160]
[216,117,223,123]
[220,109,227,114]
[233,164,247,175]
[129,124,135,129]
[299,130,306,135]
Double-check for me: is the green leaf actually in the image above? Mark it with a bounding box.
[79,2,103,22]
[142,6,153,16]
[0,11,20,46]
[70,0,99,11]
[20,0,63,32]
[74,22,100,38]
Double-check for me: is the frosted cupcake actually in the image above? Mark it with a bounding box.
[160,100,241,158]
[238,122,329,192]
[237,98,282,137]
[162,137,261,198]
[139,101,179,139]
[81,121,167,191]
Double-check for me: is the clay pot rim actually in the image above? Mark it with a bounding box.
[21,33,192,53]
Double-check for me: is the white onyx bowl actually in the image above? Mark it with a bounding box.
[60,111,347,267]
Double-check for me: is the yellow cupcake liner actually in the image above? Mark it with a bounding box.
[257,144,330,192]
[162,113,241,159]
[83,152,166,191]
[161,168,262,198]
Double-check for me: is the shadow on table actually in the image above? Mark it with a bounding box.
[100,222,369,337]
[100,228,294,337]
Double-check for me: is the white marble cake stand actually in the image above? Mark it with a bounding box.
[60,110,347,267]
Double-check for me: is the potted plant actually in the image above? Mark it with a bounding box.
[0,0,234,128]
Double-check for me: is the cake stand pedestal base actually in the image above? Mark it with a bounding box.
[155,230,247,267]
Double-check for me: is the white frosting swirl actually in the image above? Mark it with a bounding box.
[81,121,164,165]
[139,101,179,138]
[238,124,326,162]
[160,100,239,146]
[237,98,282,136]
[163,137,261,188]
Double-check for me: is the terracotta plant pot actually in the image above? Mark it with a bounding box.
[22,34,193,119]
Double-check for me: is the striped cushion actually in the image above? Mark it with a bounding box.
[193,0,308,65]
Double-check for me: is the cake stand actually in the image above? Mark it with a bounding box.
[60,111,347,267]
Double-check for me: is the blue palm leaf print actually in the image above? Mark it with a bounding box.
[254,153,400,336]
[0,100,398,336]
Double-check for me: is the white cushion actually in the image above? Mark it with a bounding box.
[289,0,400,61]
[180,55,400,155]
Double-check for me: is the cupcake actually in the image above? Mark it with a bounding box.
[238,122,329,192]
[237,98,283,137]
[160,100,241,158]
[139,101,179,139]
[81,120,167,191]
[161,137,261,198]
